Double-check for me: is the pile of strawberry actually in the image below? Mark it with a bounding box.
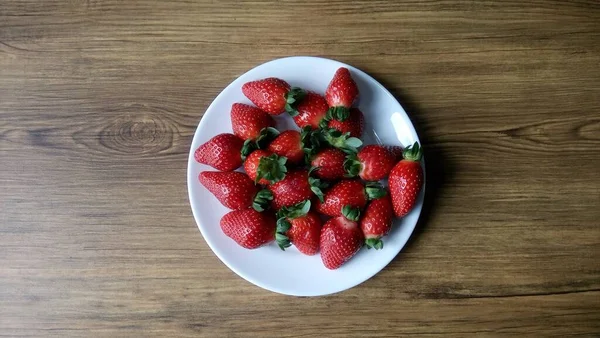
[195,67,424,270]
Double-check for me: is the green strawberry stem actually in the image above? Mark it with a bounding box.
[365,238,384,250]
[343,153,361,177]
[342,205,361,222]
[284,87,307,116]
[403,142,422,161]
[256,154,287,184]
[365,182,386,200]
[252,189,273,212]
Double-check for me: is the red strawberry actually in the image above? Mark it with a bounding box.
[311,148,346,180]
[320,207,364,270]
[389,142,424,217]
[292,92,328,129]
[220,209,276,249]
[230,103,275,141]
[267,130,304,165]
[360,195,394,250]
[244,150,287,185]
[268,169,328,210]
[384,145,404,161]
[194,133,243,171]
[344,145,396,181]
[325,67,359,115]
[242,77,305,115]
[199,171,272,211]
[275,200,321,255]
[317,180,385,217]
[327,107,364,139]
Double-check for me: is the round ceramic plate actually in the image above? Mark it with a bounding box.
[187,56,424,296]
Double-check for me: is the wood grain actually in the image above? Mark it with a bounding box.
[1,0,599,336]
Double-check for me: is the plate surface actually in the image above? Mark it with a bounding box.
[187,56,424,296]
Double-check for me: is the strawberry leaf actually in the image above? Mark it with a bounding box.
[308,176,328,202]
[327,106,350,121]
[365,182,386,200]
[403,142,423,161]
[256,154,287,184]
[365,238,384,250]
[256,127,280,149]
[252,189,273,212]
[275,218,292,250]
[341,205,361,222]
[284,87,306,117]
[343,153,361,177]
[241,139,257,160]
[322,128,362,154]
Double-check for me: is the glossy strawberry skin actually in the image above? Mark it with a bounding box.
[316,180,367,217]
[357,145,396,181]
[267,130,304,165]
[293,92,328,129]
[242,77,291,115]
[194,133,243,171]
[320,216,364,270]
[287,211,322,255]
[389,160,424,217]
[269,170,312,210]
[199,171,258,210]
[230,103,275,140]
[327,107,364,138]
[244,150,273,185]
[220,209,276,249]
[311,148,346,180]
[325,67,359,108]
[361,195,394,240]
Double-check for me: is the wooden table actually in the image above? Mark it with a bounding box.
[2,1,599,336]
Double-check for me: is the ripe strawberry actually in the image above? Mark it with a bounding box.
[244,150,287,185]
[194,133,243,171]
[327,107,365,139]
[268,169,328,210]
[389,142,424,217]
[384,145,404,161]
[320,206,364,270]
[275,200,321,255]
[230,103,275,141]
[344,145,396,181]
[317,180,385,217]
[267,130,304,165]
[292,92,328,129]
[310,148,346,180]
[220,209,276,249]
[325,67,359,121]
[199,171,272,211]
[242,77,305,115]
[360,195,394,250]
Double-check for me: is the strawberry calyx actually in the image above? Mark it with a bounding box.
[252,189,274,212]
[343,153,361,177]
[365,237,384,250]
[241,127,280,160]
[308,167,329,202]
[403,142,422,162]
[274,200,311,250]
[341,205,361,222]
[326,106,350,122]
[255,153,288,184]
[365,182,386,200]
[322,128,362,154]
[300,126,323,162]
[284,87,307,117]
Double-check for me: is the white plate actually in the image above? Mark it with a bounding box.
[187,56,424,296]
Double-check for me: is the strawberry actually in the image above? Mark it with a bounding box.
[389,142,424,217]
[325,67,359,121]
[267,130,304,165]
[292,92,328,129]
[275,200,321,255]
[326,107,365,139]
[242,77,306,115]
[344,145,396,181]
[194,133,243,171]
[320,206,364,270]
[317,180,385,217]
[244,150,287,185]
[384,145,404,161]
[199,171,272,211]
[230,103,275,141]
[361,195,394,250]
[220,209,276,249]
[310,148,346,180]
[268,169,328,210]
